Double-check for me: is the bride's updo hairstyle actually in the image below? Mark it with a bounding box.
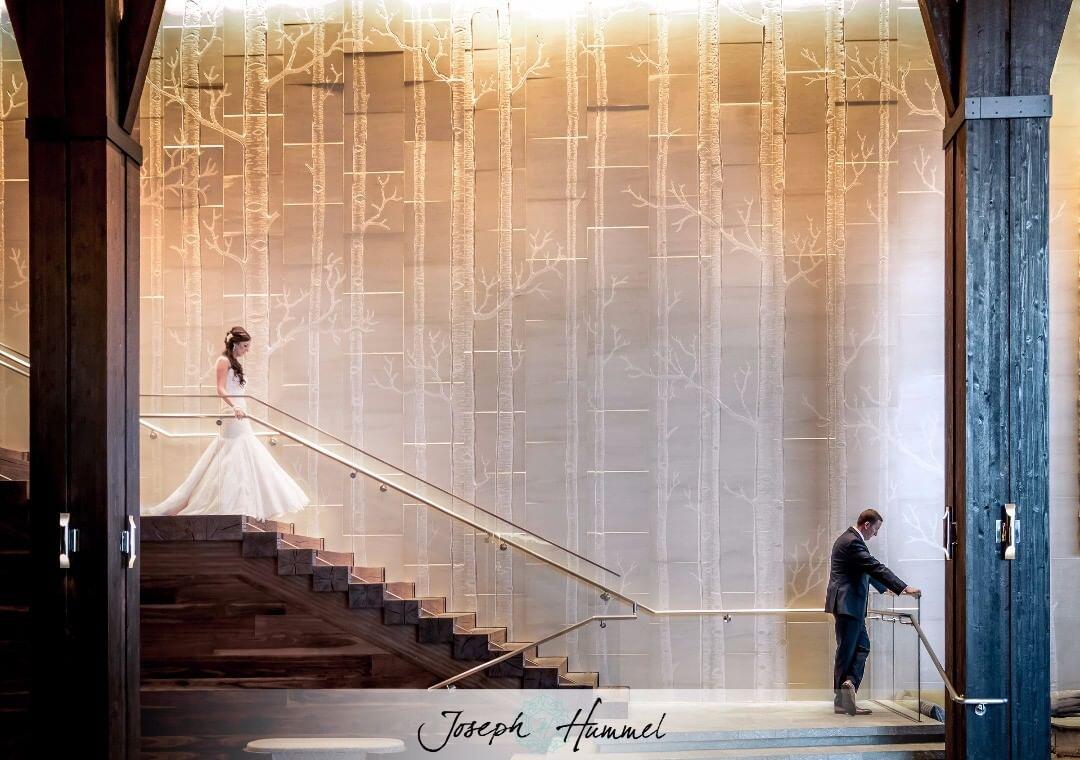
[223,326,251,386]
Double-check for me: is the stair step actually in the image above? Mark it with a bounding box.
[383,581,414,598]
[382,597,446,625]
[526,656,568,673]
[418,612,476,644]
[312,564,350,592]
[241,517,295,534]
[279,534,324,551]
[453,627,507,660]
[350,566,385,583]
[484,642,533,678]
[523,656,568,688]
[277,547,317,575]
[347,580,387,609]
[241,530,324,557]
[559,671,599,688]
[314,549,354,566]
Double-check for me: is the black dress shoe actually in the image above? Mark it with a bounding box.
[840,679,858,715]
[835,705,874,715]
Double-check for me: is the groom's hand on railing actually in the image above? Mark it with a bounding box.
[902,586,922,598]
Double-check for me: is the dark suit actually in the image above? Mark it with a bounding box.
[824,527,907,703]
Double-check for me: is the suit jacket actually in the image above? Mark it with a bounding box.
[824,527,907,619]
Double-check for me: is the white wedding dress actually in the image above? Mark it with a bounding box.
[144,368,309,520]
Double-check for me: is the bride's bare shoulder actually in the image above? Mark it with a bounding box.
[215,355,230,369]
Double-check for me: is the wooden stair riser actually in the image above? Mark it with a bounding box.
[523,667,561,689]
[453,628,507,660]
[277,548,317,576]
[417,613,475,644]
[382,597,446,625]
[312,565,350,593]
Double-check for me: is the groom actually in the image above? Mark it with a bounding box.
[825,508,921,716]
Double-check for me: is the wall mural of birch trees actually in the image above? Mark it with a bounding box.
[131,0,961,691]
[0,0,1076,692]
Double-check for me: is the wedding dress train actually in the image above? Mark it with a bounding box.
[143,369,309,520]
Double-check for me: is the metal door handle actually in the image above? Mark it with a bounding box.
[120,515,137,569]
[942,505,954,560]
[998,503,1018,560]
[59,512,78,569]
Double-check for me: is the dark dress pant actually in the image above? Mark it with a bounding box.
[832,614,871,704]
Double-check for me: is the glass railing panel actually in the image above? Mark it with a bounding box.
[866,592,923,720]
[139,393,622,595]
[0,343,29,454]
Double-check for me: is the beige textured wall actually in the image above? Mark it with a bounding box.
[135,0,952,691]
[0,0,1074,693]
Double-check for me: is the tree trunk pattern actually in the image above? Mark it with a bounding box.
[494,1,515,629]
[589,4,611,669]
[696,0,725,689]
[754,0,787,695]
[450,1,478,613]
[653,9,674,689]
[875,0,892,550]
[146,42,164,396]
[349,0,370,558]
[306,9,329,519]
[825,0,848,539]
[563,7,583,655]
[181,0,204,389]
[407,12,431,596]
[243,0,271,400]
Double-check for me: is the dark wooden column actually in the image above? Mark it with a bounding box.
[921,1,1071,758]
[6,0,164,756]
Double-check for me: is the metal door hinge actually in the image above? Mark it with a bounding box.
[120,515,137,569]
[59,512,78,569]
[997,503,1018,560]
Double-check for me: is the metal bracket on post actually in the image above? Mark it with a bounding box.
[997,503,1018,560]
[942,95,1052,148]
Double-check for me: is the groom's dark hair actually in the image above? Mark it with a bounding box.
[857,508,883,527]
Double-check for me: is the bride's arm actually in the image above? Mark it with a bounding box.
[216,357,244,418]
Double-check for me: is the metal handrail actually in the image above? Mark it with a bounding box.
[433,604,922,692]
[141,409,629,595]
[429,611,640,690]
[895,610,1007,711]
[141,393,618,579]
[0,342,29,365]
[0,343,29,378]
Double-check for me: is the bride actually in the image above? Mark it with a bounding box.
[145,326,309,520]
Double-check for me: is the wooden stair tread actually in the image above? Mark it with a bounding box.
[350,567,385,582]
[526,656,567,669]
[560,672,599,687]
[241,517,295,534]
[313,549,355,566]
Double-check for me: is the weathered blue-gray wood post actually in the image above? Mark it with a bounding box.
[921,1,1071,758]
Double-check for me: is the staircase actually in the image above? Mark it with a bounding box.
[142,514,601,690]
